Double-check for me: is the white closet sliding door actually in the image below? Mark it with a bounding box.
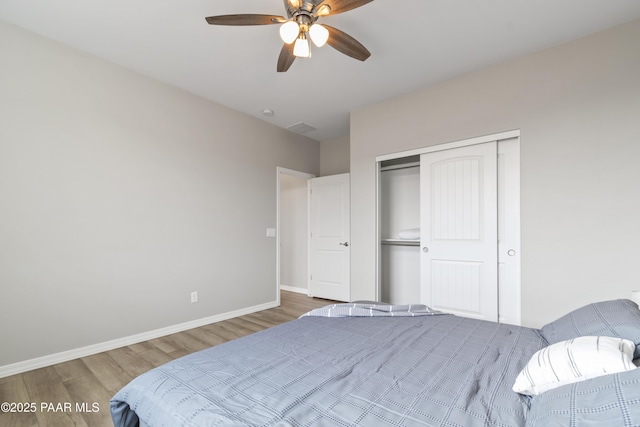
[420,142,498,322]
[497,138,521,325]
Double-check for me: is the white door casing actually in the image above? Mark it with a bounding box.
[309,173,350,302]
[420,142,498,322]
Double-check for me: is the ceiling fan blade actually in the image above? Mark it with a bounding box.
[315,0,374,16]
[324,25,371,61]
[205,14,285,26]
[277,43,296,72]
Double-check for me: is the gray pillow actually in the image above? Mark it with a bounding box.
[540,299,640,359]
[525,367,640,427]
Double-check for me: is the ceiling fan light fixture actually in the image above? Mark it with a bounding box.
[309,23,329,47]
[279,21,300,44]
[206,0,373,72]
[293,35,311,58]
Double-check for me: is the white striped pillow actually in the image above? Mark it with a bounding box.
[512,336,637,396]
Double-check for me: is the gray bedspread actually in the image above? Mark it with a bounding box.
[111,313,547,426]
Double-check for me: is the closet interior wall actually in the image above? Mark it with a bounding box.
[379,155,421,304]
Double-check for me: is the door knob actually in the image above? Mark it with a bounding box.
[422,247,429,253]
[339,242,349,247]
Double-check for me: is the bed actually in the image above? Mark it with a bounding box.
[111,299,640,426]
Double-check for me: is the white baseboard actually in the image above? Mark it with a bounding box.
[0,300,279,379]
[280,285,309,295]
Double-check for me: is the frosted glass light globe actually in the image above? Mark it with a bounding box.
[279,21,300,44]
[293,37,311,58]
[309,24,329,47]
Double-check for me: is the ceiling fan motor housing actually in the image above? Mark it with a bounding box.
[284,0,328,20]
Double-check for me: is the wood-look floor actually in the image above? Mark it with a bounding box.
[0,291,333,427]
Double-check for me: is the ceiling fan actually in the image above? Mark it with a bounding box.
[205,0,373,72]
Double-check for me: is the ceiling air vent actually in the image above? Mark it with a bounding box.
[287,122,316,135]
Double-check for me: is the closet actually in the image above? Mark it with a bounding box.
[377,132,521,324]
[379,155,421,304]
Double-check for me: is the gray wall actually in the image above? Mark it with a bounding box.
[279,173,309,292]
[0,21,319,367]
[320,135,350,176]
[350,19,640,328]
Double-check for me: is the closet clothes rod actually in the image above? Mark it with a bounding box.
[379,161,420,172]
[381,239,420,246]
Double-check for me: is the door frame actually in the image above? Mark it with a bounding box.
[375,130,521,322]
[276,167,315,306]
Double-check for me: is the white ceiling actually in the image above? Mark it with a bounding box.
[2,0,640,141]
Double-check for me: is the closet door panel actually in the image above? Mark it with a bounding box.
[420,142,498,322]
[431,157,482,240]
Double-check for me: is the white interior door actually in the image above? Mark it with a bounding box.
[309,173,350,302]
[420,142,498,321]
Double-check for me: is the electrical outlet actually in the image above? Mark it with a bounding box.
[191,291,198,303]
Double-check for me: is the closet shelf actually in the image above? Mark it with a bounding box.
[380,161,420,172]
[381,239,420,246]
